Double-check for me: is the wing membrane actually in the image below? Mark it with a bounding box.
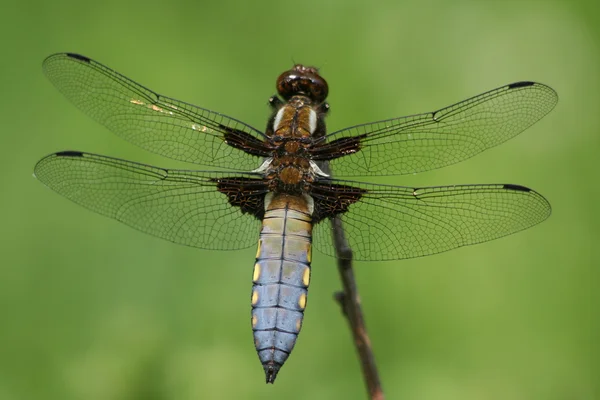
[312,179,551,260]
[314,82,557,176]
[34,151,267,250]
[43,53,268,170]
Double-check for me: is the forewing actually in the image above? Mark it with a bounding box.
[43,53,269,170]
[34,151,267,250]
[312,180,551,260]
[313,82,557,176]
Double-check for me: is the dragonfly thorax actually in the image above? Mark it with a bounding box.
[263,155,316,193]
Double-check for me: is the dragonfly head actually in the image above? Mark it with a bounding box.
[276,64,329,104]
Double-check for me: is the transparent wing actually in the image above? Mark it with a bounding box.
[312,180,551,260]
[313,82,557,176]
[43,53,269,170]
[34,151,267,250]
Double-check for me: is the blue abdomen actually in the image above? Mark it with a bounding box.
[251,193,313,383]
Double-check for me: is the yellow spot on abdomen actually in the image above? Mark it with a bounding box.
[307,245,312,263]
[302,266,310,286]
[252,314,258,328]
[298,293,307,310]
[296,318,302,332]
[255,241,262,259]
[253,263,261,282]
[251,290,259,306]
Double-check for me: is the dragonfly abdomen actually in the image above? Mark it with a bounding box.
[251,193,313,383]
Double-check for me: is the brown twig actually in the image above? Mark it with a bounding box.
[317,159,383,399]
[331,216,385,400]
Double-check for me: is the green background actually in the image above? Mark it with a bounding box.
[1,1,597,399]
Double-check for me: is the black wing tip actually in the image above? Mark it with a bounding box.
[503,183,531,192]
[65,53,91,63]
[503,184,552,217]
[264,364,280,384]
[35,151,85,174]
[507,81,535,89]
[55,150,85,157]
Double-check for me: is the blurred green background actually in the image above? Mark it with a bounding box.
[1,0,597,399]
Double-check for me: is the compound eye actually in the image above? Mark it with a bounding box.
[276,66,329,103]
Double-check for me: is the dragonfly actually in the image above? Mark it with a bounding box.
[34,53,557,383]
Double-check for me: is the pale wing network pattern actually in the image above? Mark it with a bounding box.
[34,152,266,250]
[319,82,557,176]
[43,53,267,171]
[313,180,551,261]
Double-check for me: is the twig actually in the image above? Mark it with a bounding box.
[317,159,383,399]
[331,216,385,400]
